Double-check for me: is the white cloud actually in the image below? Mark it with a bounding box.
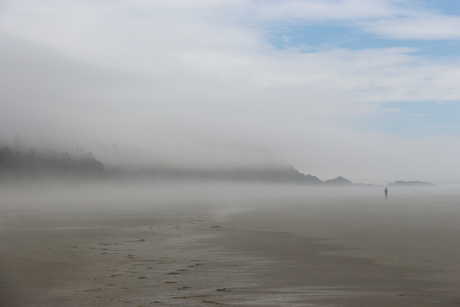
[255,0,398,21]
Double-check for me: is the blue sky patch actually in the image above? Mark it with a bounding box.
[267,24,354,51]
[349,101,460,137]
[420,0,460,15]
[267,24,459,58]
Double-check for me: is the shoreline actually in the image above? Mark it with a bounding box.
[0,186,459,306]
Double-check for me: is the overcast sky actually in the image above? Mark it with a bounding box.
[0,0,459,184]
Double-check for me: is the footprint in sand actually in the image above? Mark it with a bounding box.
[177,286,191,290]
[202,300,222,305]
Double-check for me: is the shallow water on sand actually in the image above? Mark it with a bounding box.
[0,182,459,306]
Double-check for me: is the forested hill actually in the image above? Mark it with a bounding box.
[0,145,349,185]
[0,145,105,180]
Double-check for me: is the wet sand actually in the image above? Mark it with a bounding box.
[0,184,459,306]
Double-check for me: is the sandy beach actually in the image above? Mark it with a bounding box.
[0,183,459,306]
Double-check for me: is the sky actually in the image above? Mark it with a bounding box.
[0,0,459,184]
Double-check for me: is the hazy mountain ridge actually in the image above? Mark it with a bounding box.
[109,165,324,184]
[325,176,354,185]
[0,145,322,183]
[0,145,433,186]
[388,181,436,187]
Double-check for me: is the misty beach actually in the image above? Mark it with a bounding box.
[1,182,459,306]
[1,0,460,306]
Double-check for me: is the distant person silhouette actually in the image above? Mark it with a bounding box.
[384,187,388,199]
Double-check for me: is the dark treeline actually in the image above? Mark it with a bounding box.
[0,145,106,181]
[116,165,326,184]
[0,144,381,185]
[0,144,327,184]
